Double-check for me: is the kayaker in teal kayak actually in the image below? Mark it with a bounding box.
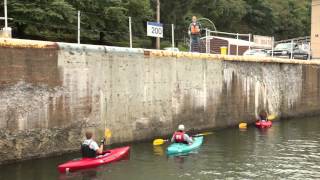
[171,124,193,144]
[81,131,105,158]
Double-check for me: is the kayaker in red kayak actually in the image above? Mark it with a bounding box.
[257,110,269,122]
[81,131,105,158]
[171,124,193,145]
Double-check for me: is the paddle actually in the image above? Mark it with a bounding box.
[153,139,169,146]
[267,114,277,121]
[101,128,112,146]
[102,95,112,144]
[193,132,213,137]
[152,132,213,146]
[105,128,112,139]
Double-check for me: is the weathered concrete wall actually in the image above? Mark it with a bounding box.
[1,38,320,164]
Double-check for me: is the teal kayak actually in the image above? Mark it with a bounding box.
[166,136,204,155]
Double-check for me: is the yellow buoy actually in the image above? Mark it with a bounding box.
[239,123,247,129]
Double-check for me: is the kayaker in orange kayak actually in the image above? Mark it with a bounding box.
[171,124,193,145]
[81,131,105,158]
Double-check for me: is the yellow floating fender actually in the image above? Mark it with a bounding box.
[239,123,247,129]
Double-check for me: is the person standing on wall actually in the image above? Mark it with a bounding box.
[188,16,202,52]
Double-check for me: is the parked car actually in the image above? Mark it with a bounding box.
[243,49,268,57]
[164,47,180,52]
[272,42,296,58]
[271,42,311,60]
[292,43,311,60]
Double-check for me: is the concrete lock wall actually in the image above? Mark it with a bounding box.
[1,39,320,164]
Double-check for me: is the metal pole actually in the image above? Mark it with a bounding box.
[248,34,251,51]
[290,40,294,59]
[205,28,208,53]
[271,37,274,58]
[236,33,239,56]
[171,24,174,49]
[156,0,160,49]
[4,0,8,30]
[77,11,80,44]
[129,16,132,48]
[189,36,191,52]
[308,42,311,60]
[208,29,211,54]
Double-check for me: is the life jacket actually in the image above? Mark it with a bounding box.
[81,140,96,158]
[173,131,185,143]
[191,23,200,35]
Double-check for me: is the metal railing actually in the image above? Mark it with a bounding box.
[204,29,251,55]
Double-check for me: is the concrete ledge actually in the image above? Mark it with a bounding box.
[0,38,318,65]
[57,42,144,54]
[0,38,57,49]
[144,49,320,65]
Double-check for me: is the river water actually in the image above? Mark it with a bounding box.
[1,117,320,180]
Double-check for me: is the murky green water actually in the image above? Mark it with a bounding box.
[1,117,320,180]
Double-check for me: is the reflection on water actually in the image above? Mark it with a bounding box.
[1,117,320,180]
[153,146,165,156]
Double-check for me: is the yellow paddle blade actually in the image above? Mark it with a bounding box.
[239,123,247,129]
[153,139,166,146]
[195,132,213,136]
[105,128,112,139]
[268,114,277,121]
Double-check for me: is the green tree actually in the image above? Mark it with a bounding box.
[0,0,311,45]
[242,0,275,35]
[9,0,76,40]
[191,0,247,32]
[272,0,311,39]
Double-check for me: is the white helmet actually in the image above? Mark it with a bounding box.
[178,124,185,131]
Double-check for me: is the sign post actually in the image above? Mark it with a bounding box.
[129,17,132,48]
[171,24,174,49]
[4,0,8,30]
[77,11,80,44]
[147,22,163,38]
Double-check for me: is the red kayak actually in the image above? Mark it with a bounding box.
[255,120,272,128]
[58,146,130,173]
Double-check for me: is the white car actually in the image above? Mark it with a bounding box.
[164,47,180,52]
[243,49,268,57]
